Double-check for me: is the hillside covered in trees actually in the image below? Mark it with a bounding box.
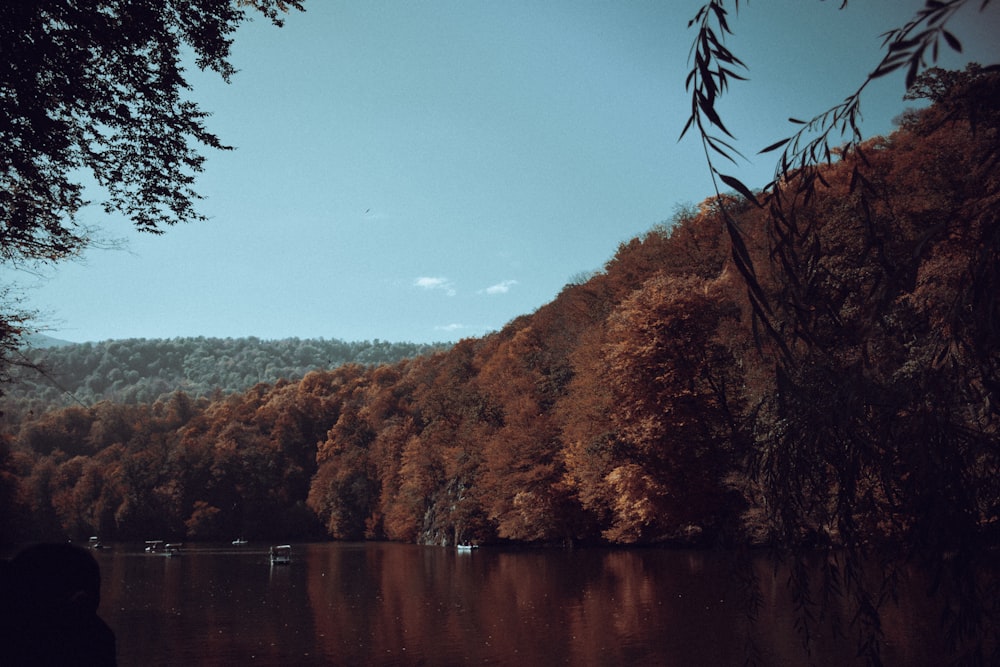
[0,67,997,574]
[0,337,448,424]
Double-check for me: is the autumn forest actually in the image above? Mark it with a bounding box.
[1,68,998,563]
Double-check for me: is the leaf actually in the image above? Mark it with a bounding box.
[705,137,738,165]
[854,144,870,167]
[678,115,696,141]
[759,137,791,154]
[905,58,921,90]
[700,99,735,137]
[887,36,922,53]
[711,3,730,33]
[717,172,760,207]
[942,29,962,53]
[720,67,749,82]
[871,59,906,79]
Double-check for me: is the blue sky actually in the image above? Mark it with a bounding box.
[14,1,999,344]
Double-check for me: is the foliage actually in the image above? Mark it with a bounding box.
[683,1,998,359]
[684,5,998,660]
[0,0,303,367]
[1,70,998,662]
[1,335,447,425]
[685,1,995,205]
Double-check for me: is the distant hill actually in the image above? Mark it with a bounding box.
[2,336,450,421]
[24,333,75,349]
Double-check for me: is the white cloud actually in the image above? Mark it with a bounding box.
[414,276,456,297]
[414,276,446,289]
[482,279,518,295]
[434,323,496,337]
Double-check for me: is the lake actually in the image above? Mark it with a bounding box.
[82,542,950,666]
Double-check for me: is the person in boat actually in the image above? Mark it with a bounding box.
[0,542,117,666]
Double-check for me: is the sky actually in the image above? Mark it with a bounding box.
[12,1,999,345]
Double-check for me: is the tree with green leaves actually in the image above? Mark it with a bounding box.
[0,0,303,352]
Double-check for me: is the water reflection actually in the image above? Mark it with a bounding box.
[90,543,953,666]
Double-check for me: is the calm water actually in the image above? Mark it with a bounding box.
[79,542,950,666]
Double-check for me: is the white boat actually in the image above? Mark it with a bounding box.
[269,544,292,565]
[456,543,478,552]
[88,536,105,550]
[164,543,182,557]
[232,538,248,545]
[144,540,164,553]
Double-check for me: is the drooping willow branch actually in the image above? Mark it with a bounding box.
[758,0,983,198]
[680,0,790,358]
[682,0,993,358]
[683,3,999,658]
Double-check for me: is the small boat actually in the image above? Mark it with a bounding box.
[144,540,165,553]
[232,538,248,546]
[164,543,182,557]
[269,544,292,565]
[456,543,478,552]
[88,536,105,550]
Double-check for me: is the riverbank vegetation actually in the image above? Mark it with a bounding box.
[2,67,996,557]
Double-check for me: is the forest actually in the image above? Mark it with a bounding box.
[0,336,448,422]
[0,68,997,566]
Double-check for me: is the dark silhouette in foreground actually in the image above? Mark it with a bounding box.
[0,543,116,666]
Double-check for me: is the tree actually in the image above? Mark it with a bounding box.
[683,1,998,356]
[682,3,995,651]
[0,0,303,354]
[685,1,996,204]
[478,325,575,544]
[702,61,1000,662]
[0,434,28,542]
[681,0,1000,518]
[599,273,745,542]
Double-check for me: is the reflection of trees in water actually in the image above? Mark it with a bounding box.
[300,544,956,665]
[102,548,323,665]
